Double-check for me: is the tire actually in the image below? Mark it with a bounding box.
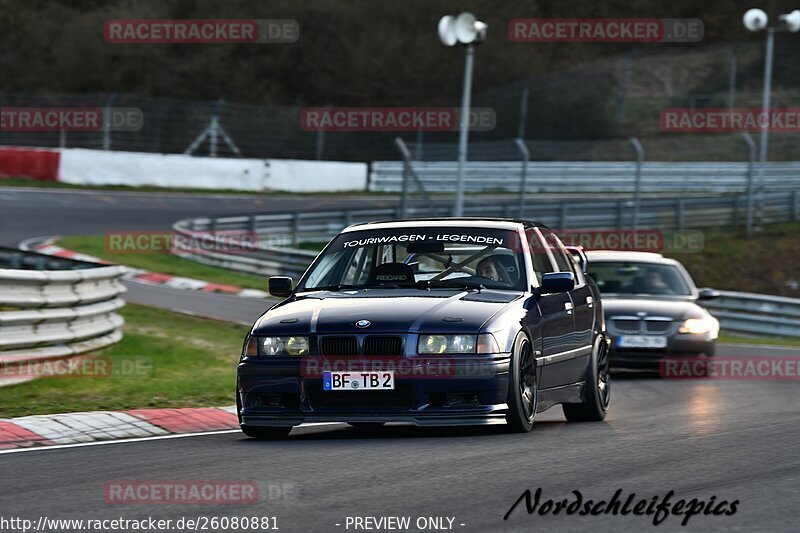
[705,342,716,357]
[563,337,610,422]
[505,332,537,433]
[241,426,292,439]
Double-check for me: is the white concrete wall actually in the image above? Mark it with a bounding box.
[265,159,367,192]
[58,149,367,192]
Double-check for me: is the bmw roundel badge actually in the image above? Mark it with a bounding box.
[355,319,371,328]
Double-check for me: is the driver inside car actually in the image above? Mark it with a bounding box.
[476,256,509,284]
[640,268,673,294]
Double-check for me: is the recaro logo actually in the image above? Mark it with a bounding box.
[376,275,407,281]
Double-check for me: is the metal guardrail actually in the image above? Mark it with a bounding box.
[703,291,800,338]
[173,194,800,339]
[173,190,800,278]
[369,161,800,193]
[0,247,127,386]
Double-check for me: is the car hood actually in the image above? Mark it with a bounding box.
[602,297,705,321]
[253,289,521,335]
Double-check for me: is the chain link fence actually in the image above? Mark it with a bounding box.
[1,41,800,162]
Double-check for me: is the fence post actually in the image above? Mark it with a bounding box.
[616,50,633,133]
[728,45,738,111]
[395,138,412,219]
[560,204,568,230]
[292,213,300,247]
[617,200,625,228]
[629,137,644,231]
[184,98,241,157]
[102,94,117,151]
[394,137,436,217]
[677,199,684,231]
[514,138,530,218]
[793,190,799,222]
[742,133,756,237]
[315,130,325,160]
[517,80,529,140]
[249,215,258,233]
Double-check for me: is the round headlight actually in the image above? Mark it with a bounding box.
[420,335,448,354]
[261,337,284,356]
[285,336,309,356]
[450,335,476,353]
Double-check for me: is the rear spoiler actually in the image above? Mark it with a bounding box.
[564,245,588,273]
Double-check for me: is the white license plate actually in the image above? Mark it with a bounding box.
[617,335,668,349]
[323,371,395,391]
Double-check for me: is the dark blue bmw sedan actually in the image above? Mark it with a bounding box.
[237,218,610,438]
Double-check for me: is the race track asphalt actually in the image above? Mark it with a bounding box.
[2,186,799,532]
[2,346,799,532]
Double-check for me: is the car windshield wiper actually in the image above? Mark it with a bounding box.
[306,283,407,292]
[306,284,367,292]
[416,279,484,291]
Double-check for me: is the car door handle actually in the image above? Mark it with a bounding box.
[586,296,594,308]
[564,302,573,315]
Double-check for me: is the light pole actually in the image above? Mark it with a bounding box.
[438,13,487,217]
[743,9,800,227]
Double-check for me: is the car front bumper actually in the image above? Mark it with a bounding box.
[237,354,511,427]
[609,334,716,369]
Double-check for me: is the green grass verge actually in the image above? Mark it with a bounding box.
[0,304,248,419]
[718,332,800,348]
[58,235,267,291]
[297,241,328,252]
[664,221,800,297]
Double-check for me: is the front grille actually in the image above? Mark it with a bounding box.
[364,336,404,356]
[645,320,672,334]
[320,336,358,356]
[613,319,642,334]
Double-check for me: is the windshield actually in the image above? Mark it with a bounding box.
[297,226,527,291]
[587,261,692,296]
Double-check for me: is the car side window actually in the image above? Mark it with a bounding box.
[527,229,554,284]
[539,229,573,273]
[566,250,587,287]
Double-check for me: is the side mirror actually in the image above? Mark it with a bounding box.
[539,272,575,294]
[697,287,720,300]
[564,245,587,273]
[269,276,294,297]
